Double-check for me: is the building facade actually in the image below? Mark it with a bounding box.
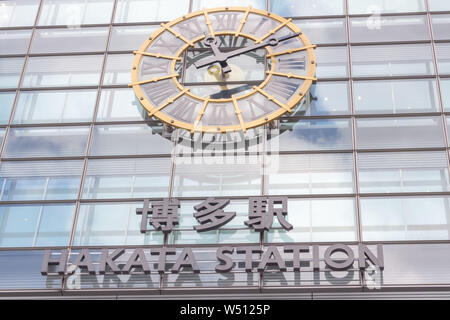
[0,0,450,299]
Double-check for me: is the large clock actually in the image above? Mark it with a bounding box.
[130,6,317,133]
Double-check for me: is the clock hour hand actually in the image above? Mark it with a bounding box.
[194,32,301,70]
[201,36,231,73]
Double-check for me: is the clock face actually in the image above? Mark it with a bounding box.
[130,6,317,133]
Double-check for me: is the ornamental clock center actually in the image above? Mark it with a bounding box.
[183,34,267,100]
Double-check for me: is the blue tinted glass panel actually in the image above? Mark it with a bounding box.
[0,57,25,89]
[358,151,450,193]
[0,0,39,27]
[361,197,450,241]
[266,198,357,243]
[356,117,445,149]
[96,88,146,122]
[314,46,349,79]
[22,55,104,88]
[0,160,83,201]
[353,79,440,114]
[13,90,97,124]
[0,92,15,124]
[270,0,345,17]
[90,124,174,156]
[4,126,90,158]
[348,0,426,14]
[272,119,353,152]
[264,153,355,195]
[352,44,434,77]
[0,29,32,55]
[38,0,114,26]
[115,0,190,23]
[0,204,75,247]
[73,202,163,246]
[82,158,171,199]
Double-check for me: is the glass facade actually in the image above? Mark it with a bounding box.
[0,0,450,298]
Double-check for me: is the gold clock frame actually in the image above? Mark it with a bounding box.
[130,6,317,133]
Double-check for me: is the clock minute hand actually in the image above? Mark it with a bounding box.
[194,32,301,69]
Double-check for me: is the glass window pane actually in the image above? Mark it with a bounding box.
[114,0,190,23]
[298,81,350,115]
[348,0,426,14]
[173,155,262,197]
[271,118,353,152]
[361,197,450,241]
[266,198,357,243]
[265,153,355,195]
[0,204,75,247]
[314,46,349,78]
[13,90,97,124]
[74,202,163,246]
[350,15,430,43]
[0,0,39,27]
[435,43,450,74]
[109,25,157,51]
[0,29,32,55]
[270,0,345,17]
[97,88,147,122]
[192,0,266,11]
[442,79,450,111]
[31,27,109,54]
[0,92,15,124]
[0,128,5,149]
[22,55,104,88]
[295,18,347,44]
[103,54,133,86]
[0,57,25,89]
[429,0,450,11]
[445,117,450,145]
[358,151,450,193]
[351,44,435,77]
[90,124,174,156]
[431,14,450,40]
[82,158,171,199]
[353,79,440,114]
[38,0,114,26]
[0,160,83,201]
[356,117,445,149]
[4,126,90,158]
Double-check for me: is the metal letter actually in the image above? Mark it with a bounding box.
[123,248,151,274]
[216,246,234,273]
[358,244,384,271]
[151,248,176,274]
[257,246,286,272]
[98,248,125,275]
[236,246,262,272]
[171,248,200,273]
[284,245,310,271]
[71,249,96,275]
[41,250,68,275]
[324,244,355,271]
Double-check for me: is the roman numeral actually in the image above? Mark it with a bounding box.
[143,81,178,106]
[277,56,306,71]
[150,35,181,54]
[264,78,300,102]
[141,58,170,76]
[165,97,199,122]
[203,103,235,126]
[213,12,241,31]
[247,96,275,116]
[174,18,206,40]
